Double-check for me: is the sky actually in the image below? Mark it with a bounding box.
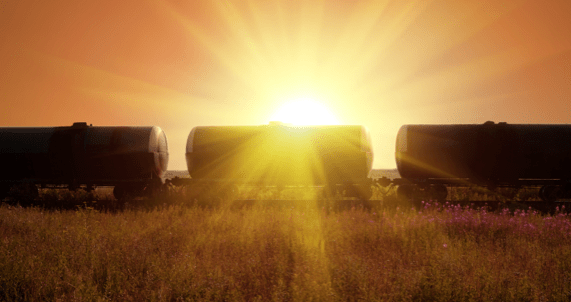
[1,0,570,170]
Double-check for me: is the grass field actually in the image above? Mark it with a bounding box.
[1,186,571,301]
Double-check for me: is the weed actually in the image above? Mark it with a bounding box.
[1,196,570,301]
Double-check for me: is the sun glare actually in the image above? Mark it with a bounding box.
[269,98,340,126]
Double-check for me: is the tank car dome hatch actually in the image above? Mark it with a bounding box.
[71,122,89,128]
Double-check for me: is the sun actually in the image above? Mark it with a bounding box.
[269,97,340,126]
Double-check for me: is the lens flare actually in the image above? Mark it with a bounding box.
[269,97,340,126]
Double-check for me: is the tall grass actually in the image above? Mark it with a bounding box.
[1,197,570,301]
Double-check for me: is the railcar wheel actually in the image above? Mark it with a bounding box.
[429,184,448,202]
[539,185,562,202]
[113,185,126,200]
[344,184,373,200]
[397,184,423,208]
[144,181,166,199]
[396,184,415,200]
[357,184,373,201]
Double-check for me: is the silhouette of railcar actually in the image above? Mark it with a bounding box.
[8,120,570,205]
[0,122,168,200]
[394,121,571,202]
[184,123,374,199]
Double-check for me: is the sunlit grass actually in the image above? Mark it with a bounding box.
[1,191,571,301]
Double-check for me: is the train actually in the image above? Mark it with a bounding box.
[393,121,571,202]
[184,123,374,199]
[0,122,169,200]
[1,121,571,203]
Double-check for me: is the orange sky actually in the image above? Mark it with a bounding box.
[1,0,571,170]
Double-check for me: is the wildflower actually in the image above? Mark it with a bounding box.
[443,243,448,248]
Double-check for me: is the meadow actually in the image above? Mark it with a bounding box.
[1,186,571,301]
